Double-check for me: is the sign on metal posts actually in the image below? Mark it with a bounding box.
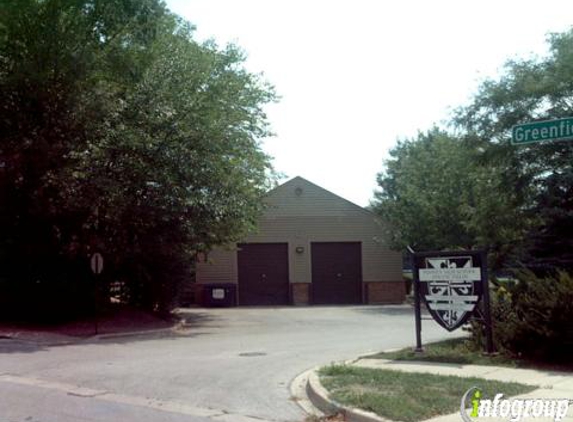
[90,252,104,335]
[90,252,104,275]
[411,250,493,354]
[512,117,573,145]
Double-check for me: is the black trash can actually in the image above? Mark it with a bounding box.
[203,283,237,307]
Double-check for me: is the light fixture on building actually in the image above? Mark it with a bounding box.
[295,246,304,254]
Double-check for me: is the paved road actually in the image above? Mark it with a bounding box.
[0,305,462,422]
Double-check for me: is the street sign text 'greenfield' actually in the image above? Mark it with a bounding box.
[512,117,573,145]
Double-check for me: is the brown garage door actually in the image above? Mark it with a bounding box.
[238,243,289,306]
[311,242,362,305]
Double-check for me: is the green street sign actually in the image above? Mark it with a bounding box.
[512,117,573,145]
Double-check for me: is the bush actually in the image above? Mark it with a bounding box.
[468,270,573,363]
[0,266,94,323]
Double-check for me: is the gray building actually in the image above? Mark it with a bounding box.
[195,176,404,306]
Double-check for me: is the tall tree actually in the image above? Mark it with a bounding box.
[454,29,573,272]
[372,129,529,269]
[374,29,573,273]
[0,0,277,316]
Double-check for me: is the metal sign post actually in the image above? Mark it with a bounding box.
[90,252,104,335]
[412,249,494,354]
[480,250,494,354]
[413,263,424,353]
[408,246,424,352]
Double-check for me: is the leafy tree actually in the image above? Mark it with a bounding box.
[0,0,277,317]
[454,29,573,272]
[375,29,573,273]
[372,129,529,269]
[373,130,473,251]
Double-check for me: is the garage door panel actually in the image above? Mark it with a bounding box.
[238,243,289,306]
[311,242,362,305]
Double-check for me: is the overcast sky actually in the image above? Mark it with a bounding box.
[165,0,572,206]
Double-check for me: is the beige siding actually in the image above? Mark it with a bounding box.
[263,182,370,217]
[197,247,237,284]
[196,177,402,286]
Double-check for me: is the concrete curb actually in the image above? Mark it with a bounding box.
[289,367,325,417]
[0,333,86,347]
[306,370,392,422]
[1,322,183,346]
[94,324,181,341]
[302,353,572,422]
[290,346,409,422]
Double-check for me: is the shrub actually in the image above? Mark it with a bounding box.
[468,270,573,363]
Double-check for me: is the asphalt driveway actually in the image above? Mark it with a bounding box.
[0,305,462,422]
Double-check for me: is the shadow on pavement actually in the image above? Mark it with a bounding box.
[176,309,220,327]
[0,307,223,353]
[0,338,47,354]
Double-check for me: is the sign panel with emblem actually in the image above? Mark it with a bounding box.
[411,249,493,353]
[418,255,482,331]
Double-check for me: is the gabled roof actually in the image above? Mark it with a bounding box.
[264,176,376,218]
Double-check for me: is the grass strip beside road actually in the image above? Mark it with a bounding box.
[318,365,535,422]
[366,338,516,366]
[366,338,573,371]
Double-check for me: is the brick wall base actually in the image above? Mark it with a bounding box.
[291,283,310,305]
[366,281,405,304]
[195,282,402,306]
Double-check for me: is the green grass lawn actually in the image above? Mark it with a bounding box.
[367,337,516,366]
[318,365,535,422]
[366,338,573,371]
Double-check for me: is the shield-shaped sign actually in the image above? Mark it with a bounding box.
[416,253,483,331]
